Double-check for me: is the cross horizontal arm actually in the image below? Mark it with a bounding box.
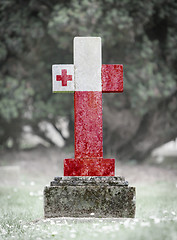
[53,64,123,93]
[52,64,74,92]
[102,64,123,93]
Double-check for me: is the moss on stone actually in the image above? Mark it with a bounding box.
[44,177,136,218]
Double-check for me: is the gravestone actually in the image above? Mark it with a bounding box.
[44,37,136,218]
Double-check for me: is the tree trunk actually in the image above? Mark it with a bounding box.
[103,90,177,161]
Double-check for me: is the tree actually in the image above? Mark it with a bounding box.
[0,0,176,161]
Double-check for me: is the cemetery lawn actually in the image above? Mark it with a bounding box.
[0,148,177,240]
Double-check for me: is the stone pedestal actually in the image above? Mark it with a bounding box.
[44,176,136,218]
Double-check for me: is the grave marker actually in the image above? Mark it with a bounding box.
[44,37,136,218]
[52,37,123,176]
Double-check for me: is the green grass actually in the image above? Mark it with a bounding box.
[0,180,177,240]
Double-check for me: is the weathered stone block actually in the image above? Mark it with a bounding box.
[44,177,136,218]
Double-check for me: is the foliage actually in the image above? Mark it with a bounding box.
[0,0,176,159]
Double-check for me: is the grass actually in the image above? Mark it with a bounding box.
[0,178,177,240]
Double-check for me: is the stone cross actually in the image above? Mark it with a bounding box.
[52,37,123,176]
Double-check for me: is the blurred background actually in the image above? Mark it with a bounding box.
[1,2,177,237]
[0,0,177,165]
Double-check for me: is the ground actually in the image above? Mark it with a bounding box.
[0,147,177,240]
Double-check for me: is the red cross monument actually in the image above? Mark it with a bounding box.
[52,37,123,176]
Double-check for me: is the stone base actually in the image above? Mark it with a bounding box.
[44,177,136,218]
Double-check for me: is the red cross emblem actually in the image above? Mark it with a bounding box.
[56,69,72,86]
